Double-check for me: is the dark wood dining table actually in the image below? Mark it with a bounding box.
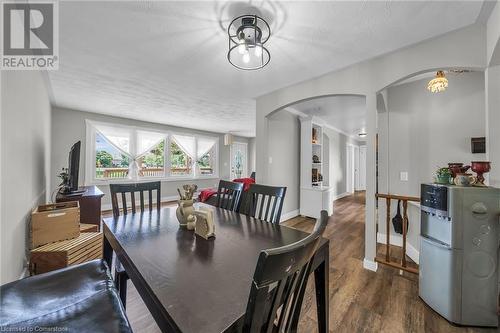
[102,203,329,333]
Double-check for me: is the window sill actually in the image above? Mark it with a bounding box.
[86,175,220,186]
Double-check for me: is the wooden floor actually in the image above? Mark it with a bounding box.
[122,193,497,332]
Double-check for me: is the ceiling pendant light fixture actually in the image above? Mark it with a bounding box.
[227,15,270,70]
[427,70,448,93]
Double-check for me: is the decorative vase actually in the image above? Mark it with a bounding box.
[453,173,476,186]
[471,161,491,186]
[176,199,195,227]
[435,175,451,185]
[448,163,470,178]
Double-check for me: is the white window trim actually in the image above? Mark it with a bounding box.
[85,120,219,185]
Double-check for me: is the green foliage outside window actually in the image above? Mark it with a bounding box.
[170,141,189,167]
[142,140,164,167]
[197,152,211,168]
[96,150,113,167]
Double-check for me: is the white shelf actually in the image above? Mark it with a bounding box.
[301,118,332,218]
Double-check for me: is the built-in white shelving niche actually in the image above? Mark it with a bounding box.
[300,117,333,218]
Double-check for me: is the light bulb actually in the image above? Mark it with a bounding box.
[238,43,246,55]
[254,45,262,57]
[242,52,250,63]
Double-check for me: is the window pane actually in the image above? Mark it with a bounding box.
[170,141,192,176]
[138,140,165,177]
[95,132,130,179]
[197,145,216,175]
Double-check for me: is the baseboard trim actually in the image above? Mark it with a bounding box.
[363,258,378,272]
[280,209,300,223]
[333,192,350,201]
[19,267,29,280]
[376,232,419,264]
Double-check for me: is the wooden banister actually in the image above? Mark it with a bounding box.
[376,193,420,202]
[375,193,420,275]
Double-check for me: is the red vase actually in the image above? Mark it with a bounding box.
[448,163,470,178]
[471,161,491,186]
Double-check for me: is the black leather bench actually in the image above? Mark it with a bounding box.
[0,259,132,333]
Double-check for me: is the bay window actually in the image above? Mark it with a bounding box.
[86,120,218,183]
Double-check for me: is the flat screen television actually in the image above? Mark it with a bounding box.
[67,141,81,193]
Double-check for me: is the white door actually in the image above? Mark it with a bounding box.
[359,145,367,190]
[346,144,354,193]
[354,145,360,190]
[230,142,248,179]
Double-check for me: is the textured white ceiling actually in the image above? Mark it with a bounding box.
[48,1,484,137]
[291,95,367,137]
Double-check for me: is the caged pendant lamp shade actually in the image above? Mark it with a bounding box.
[227,15,270,70]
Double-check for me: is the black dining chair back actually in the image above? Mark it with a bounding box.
[109,181,161,307]
[110,181,161,218]
[242,210,329,333]
[216,180,244,211]
[244,184,286,224]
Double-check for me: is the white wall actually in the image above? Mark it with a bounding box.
[378,71,486,256]
[267,110,300,215]
[486,65,500,187]
[487,2,500,66]
[1,71,52,284]
[51,107,250,208]
[486,2,500,188]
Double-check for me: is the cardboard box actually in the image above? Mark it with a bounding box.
[31,201,80,248]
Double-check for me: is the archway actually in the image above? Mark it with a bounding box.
[263,93,367,221]
[375,67,486,269]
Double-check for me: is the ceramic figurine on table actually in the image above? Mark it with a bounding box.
[177,184,198,200]
[176,184,198,227]
[186,214,196,230]
[194,207,215,240]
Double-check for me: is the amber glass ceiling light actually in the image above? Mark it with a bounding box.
[427,70,448,93]
[227,15,270,70]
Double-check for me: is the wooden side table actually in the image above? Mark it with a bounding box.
[56,185,105,230]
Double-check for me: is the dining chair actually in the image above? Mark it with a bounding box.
[241,210,329,333]
[109,181,161,307]
[243,184,287,224]
[110,181,161,218]
[216,180,244,211]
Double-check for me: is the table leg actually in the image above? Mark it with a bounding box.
[314,246,329,333]
[103,233,113,268]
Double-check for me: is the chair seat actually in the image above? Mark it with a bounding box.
[0,260,132,333]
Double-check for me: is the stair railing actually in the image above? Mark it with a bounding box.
[375,193,420,274]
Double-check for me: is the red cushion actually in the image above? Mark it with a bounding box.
[233,178,255,191]
[198,189,218,203]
